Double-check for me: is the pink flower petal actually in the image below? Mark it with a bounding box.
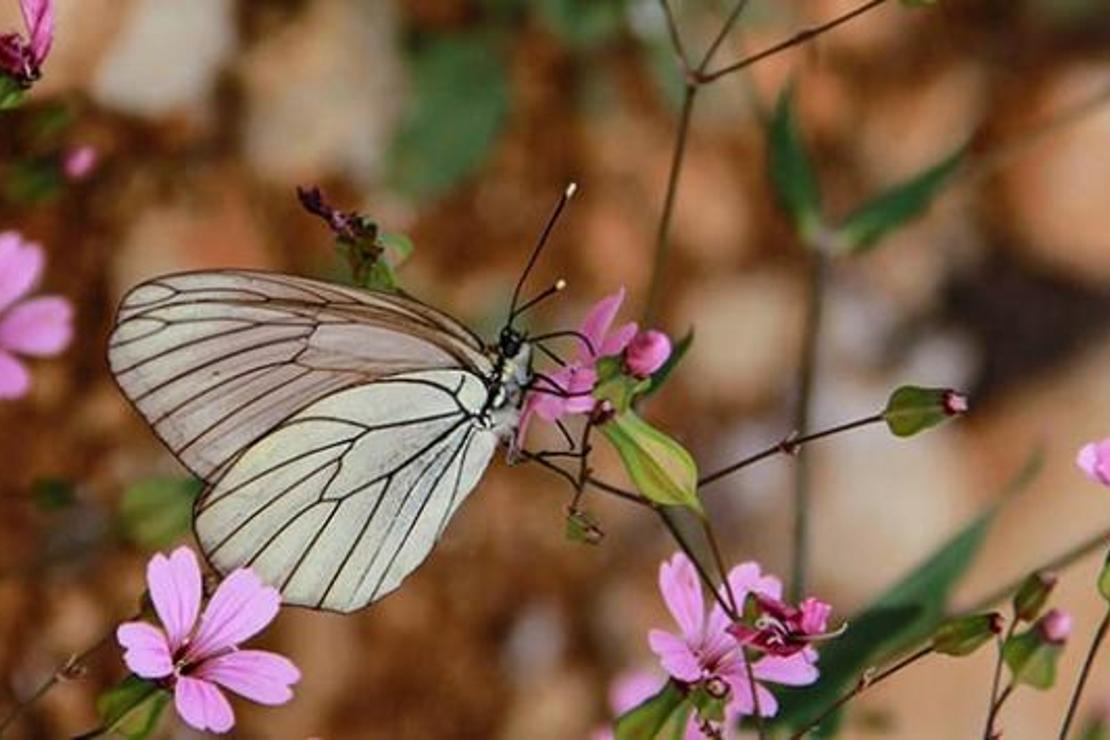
[1077,440,1110,487]
[579,288,625,359]
[725,562,782,604]
[0,296,72,356]
[600,321,637,357]
[188,569,280,661]
[625,330,672,377]
[174,676,235,734]
[647,629,701,682]
[608,670,665,714]
[116,622,173,679]
[147,547,202,652]
[196,649,300,705]
[753,653,819,686]
[0,351,29,399]
[799,597,831,635]
[727,673,779,718]
[0,233,43,314]
[19,0,52,64]
[659,553,704,640]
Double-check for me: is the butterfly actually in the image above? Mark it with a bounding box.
[108,187,576,614]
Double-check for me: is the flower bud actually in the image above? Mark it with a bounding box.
[1037,609,1072,645]
[624,330,672,378]
[63,145,98,181]
[1012,571,1057,622]
[882,385,968,437]
[599,409,700,512]
[1077,438,1110,487]
[932,613,1004,656]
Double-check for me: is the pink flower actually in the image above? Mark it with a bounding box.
[517,287,636,440]
[0,231,72,399]
[0,0,53,86]
[1077,439,1110,487]
[625,330,672,378]
[648,553,819,725]
[63,145,98,181]
[728,593,833,658]
[116,547,300,734]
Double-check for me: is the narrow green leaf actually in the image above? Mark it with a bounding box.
[642,330,693,399]
[600,411,701,512]
[614,680,685,740]
[882,385,966,437]
[389,33,509,197]
[837,145,964,254]
[118,477,202,550]
[767,84,823,241]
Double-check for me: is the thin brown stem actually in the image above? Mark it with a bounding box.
[959,526,1110,616]
[983,621,1018,739]
[742,648,767,740]
[658,0,691,74]
[700,0,892,84]
[1059,606,1110,740]
[698,0,752,74]
[657,508,738,620]
[789,646,933,739]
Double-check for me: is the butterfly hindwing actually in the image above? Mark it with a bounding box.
[194,369,498,613]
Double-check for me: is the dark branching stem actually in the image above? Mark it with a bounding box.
[1059,606,1110,740]
[656,508,739,621]
[742,647,767,740]
[789,646,933,739]
[983,621,1018,739]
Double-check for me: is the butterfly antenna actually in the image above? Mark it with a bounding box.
[507,182,578,326]
[511,279,567,323]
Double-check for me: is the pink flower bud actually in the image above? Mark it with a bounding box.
[1037,609,1072,645]
[63,145,98,181]
[1077,438,1110,487]
[624,330,671,378]
[942,389,969,416]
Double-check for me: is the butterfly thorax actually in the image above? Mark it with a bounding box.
[482,331,532,438]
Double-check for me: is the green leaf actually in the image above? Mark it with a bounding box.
[379,231,415,266]
[389,33,509,197]
[614,680,686,740]
[1098,550,1110,603]
[97,675,169,738]
[600,410,701,512]
[118,476,202,549]
[1003,629,1063,689]
[882,385,966,437]
[642,330,693,399]
[836,146,964,254]
[539,0,628,49]
[31,478,77,511]
[767,84,823,241]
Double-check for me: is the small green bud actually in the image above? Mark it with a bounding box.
[599,410,701,512]
[882,385,968,437]
[1099,551,1110,603]
[932,612,1004,656]
[1013,571,1058,622]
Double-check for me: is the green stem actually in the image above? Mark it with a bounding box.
[790,253,826,602]
[1059,606,1110,740]
[789,646,933,739]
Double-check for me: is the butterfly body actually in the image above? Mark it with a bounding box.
[109,270,533,613]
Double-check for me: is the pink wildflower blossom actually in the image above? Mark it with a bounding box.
[0,231,72,399]
[116,547,300,734]
[1077,439,1110,487]
[63,145,98,181]
[649,553,820,724]
[728,593,833,658]
[0,0,53,86]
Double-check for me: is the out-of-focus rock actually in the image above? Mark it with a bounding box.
[239,0,404,186]
[91,0,236,118]
[674,269,804,406]
[998,64,1110,286]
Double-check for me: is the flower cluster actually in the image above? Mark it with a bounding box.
[117,547,299,734]
[0,231,72,399]
[646,553,828,735]
[0,0,52,87]
[519,287,672,440]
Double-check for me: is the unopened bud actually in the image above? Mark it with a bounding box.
[932,612,1004,656]
[1037,609,1072,645]
[624,330,672,378]
[942,389,969,416]
[1013,571,1057,622]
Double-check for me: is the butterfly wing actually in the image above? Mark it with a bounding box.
[194,369,498,612]
[108,270,491,482]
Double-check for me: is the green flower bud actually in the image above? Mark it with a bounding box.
[1013,571,1058,622]
[932,612,1004,656]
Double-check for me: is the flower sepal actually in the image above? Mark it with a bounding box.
[96,674,171,740]
[1003,610,1071,690]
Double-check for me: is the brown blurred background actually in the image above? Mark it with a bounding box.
[1,0,1110,737]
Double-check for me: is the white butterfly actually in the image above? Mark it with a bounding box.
[108,269,537,613]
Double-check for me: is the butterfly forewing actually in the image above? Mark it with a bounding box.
[194,370,498,613]
[108,270,491,482]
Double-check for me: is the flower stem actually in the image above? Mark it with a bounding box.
[1059,605,1110,740]
[656,507,738,620]
[960,525,1110,616]
[789,253,826,602]
[0,621,122,735]
[699,0,893,84]
[789,646,933,739]
[983,620,1018,739]
[742,648,767,740]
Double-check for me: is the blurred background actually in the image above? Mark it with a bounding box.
[1,0,1109,737]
